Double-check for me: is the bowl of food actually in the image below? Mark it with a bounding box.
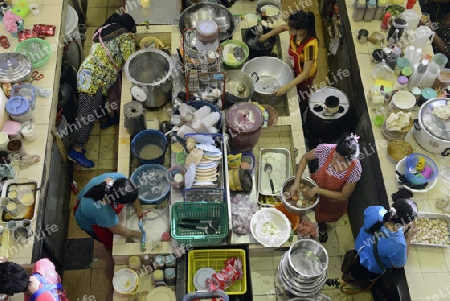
[221,40,249,68]
[166,165,187,189]
[281,176,319,215]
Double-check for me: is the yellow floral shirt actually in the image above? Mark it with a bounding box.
[77,33,135,95]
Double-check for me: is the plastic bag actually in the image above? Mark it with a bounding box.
[231,193,258,235]
[371,59,394,80]
[206,257,243,291]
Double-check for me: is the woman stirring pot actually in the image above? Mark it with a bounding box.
[290,134,362,242]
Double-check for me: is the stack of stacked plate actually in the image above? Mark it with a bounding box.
[185,142,222,189]
[388,90,416,113]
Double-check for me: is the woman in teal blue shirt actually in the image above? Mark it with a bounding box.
[74,172,143,252]
[352,191,418,283]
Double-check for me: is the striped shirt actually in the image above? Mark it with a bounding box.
[315,144,362,183]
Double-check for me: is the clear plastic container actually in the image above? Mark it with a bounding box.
[374,0,388,20]
[408,59,429,88]
[353,0,366,22]
[393,76,409,90]
[364,0,377,22]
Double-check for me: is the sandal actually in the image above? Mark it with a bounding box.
[319,231,328,243]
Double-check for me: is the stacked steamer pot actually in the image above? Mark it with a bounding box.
[413,98,450,156]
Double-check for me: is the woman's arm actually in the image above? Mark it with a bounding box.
[433,34,449,55]
[132,197,143,217]
[108,224,142,240]
[290,148,317,196]
[307,181,357,201]
[275,60,314,96]
[258,24,289,42]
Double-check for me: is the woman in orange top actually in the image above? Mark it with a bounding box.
[259,10,319,114]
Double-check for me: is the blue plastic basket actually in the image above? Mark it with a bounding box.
[130,164,170,205]
[131,129,168,165]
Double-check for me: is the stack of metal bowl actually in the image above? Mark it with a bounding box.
[277,239,329,298]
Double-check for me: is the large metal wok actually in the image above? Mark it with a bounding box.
[178,3,235,42]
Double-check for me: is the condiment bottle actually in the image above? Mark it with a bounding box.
[374,0,388,20]
[401,66,413,78]
[381,11,391,31]
[393,76,409,90]
[128,256,141,271]
[409,58,429,88]
[395,57,410,76]
[403,45,416,63]
[142,254,153,267]
[353,0,366,22]
[364,0,377,22]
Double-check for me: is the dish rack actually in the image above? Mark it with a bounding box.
[187,249,247,295]
[171,201,228,246]
[181,28,226,103]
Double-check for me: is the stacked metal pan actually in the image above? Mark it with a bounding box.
[277,239,329,299]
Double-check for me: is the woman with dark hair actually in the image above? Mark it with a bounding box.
[258,10,319,114]
[350,191,418,285]
[0,257,67,300]
[68,13,137,168]
[290,134,362,242]
[73,173,143,252]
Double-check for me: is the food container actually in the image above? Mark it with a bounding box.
[0,178,39,222]
[226,102,263,151]
[5,96,33,123]
[250,208,291,247]
[130,164,170,205]
[166,165,186,189]
[280,176,320,215]
[153,255,165,269]
[387,140,413,163]
[164,268,176,285]
[258,148,291,196]
[411,212,450,247]
[413,98,450,156]
[164,254,176,268]
[113,268,140,297]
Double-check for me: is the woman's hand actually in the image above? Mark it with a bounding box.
[289,182,299,198]
[405,222,417,238]
[275,84,290,96]
[306,186,320,198]
[258,34,268,43]
[0,256,8,263]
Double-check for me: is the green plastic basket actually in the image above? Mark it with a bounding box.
[171,202,228,246]
[15,38,51,68]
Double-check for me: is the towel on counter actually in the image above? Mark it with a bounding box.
[385,111,412,132]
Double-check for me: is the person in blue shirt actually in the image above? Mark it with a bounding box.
[352,189,418,283]
[73,172,143,252]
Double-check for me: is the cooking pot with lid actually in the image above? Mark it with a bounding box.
[226,102,263,151]
[413,98,450,156]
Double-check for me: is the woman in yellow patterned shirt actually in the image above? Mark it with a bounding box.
[259,10,319,115]
[68,13,136,168]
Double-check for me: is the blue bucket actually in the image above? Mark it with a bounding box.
[131,130,168,165]
[131,164,170,205]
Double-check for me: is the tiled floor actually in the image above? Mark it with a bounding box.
[62,1,374,301]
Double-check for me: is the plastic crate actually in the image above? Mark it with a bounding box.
[187,249,247,295]
[184,188,224,202]
[183,289,229,301]
[171,202,228,246]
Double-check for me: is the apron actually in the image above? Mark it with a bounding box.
[288,36,316,96]
[73,199,125,251]
[311,147,357,223]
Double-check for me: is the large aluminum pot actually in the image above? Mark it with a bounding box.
[125,49,173,108]
[178,3,235,42]
[242,57,293,105]
[413,98,450,156]
[280,176,320,215]
[224,70,254,105]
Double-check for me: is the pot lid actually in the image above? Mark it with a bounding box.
[226,102,263,133]
[0,53,32,83]
[419,98,450,141]
[308,87,350,120]
[6,96,30,116]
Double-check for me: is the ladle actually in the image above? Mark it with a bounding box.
[264,163,275,194]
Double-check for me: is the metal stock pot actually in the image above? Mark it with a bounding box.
[413,98,450,156]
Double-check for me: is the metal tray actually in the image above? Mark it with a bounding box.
[258,148,291,196]
[0,178,40,223]
[411,212,450,247]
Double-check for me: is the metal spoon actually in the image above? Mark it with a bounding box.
[264,163,275,194]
